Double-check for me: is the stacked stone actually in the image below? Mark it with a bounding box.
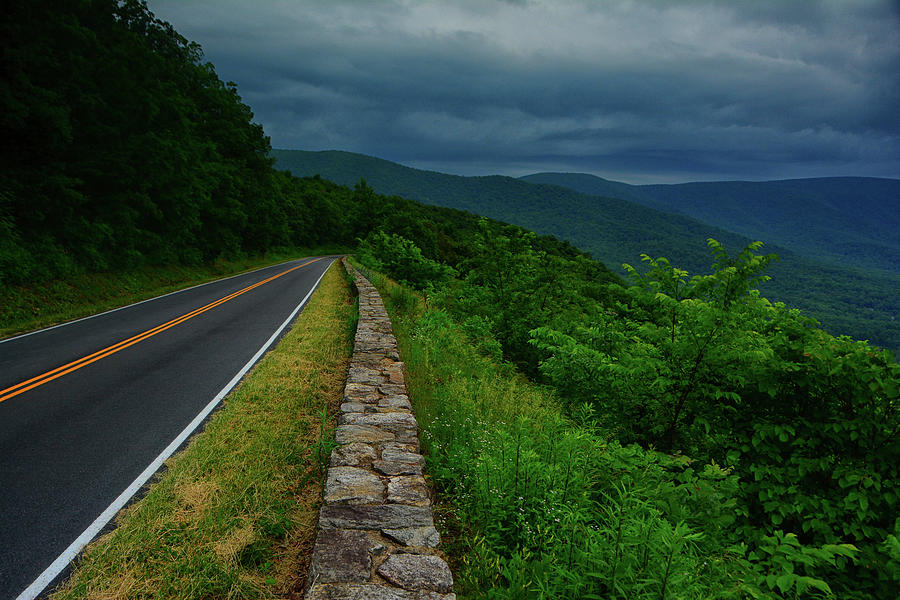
[304,263,455,600]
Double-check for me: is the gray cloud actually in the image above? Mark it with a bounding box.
[149,0,900,183]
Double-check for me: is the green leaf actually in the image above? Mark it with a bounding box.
[776,573,795,593]
[799,576,832,594]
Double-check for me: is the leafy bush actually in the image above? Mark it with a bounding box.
[531,239,898,598]
[380,294,846,599]
[439,219,618,372]
[356,230,455,290]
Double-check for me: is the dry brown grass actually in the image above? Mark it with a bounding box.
[174,479,220,523]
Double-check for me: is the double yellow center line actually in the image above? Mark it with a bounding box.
[0,258,322,404]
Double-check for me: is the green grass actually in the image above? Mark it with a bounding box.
[50,260,357,599]
[0,245,351,340]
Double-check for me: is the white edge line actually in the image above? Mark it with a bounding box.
[15,258,335,600]
[0,257,310,345]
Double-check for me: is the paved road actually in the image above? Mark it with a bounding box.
[0,256,336,599]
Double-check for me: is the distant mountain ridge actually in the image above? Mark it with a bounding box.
[521,172,900,274]
[271,149,899,352]
[270,150,767,272]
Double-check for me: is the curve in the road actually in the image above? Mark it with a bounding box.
[0,258,322,404]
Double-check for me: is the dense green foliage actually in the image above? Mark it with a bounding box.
[354,213,621,371]
[2,2,385,286]
[359,236,898,599]
[365,264,877,599]
[4,0,272,280]
[530,242,898,598]
[356,230,455,291]
[273,149,900,354]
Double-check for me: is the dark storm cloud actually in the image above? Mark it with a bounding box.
[149,0,900,183]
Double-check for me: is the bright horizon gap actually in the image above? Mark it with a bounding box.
[272,147,900,186]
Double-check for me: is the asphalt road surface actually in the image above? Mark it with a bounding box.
[0,256,336,599]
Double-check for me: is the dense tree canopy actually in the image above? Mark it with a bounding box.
[3,0,284,282]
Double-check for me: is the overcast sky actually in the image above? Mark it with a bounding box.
[149,0,900,184]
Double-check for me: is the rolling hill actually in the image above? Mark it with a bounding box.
[271,149,899,353]
[521,173,900,274]
[270,150,766,272]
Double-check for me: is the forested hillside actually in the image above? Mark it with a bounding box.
[522,173,900,273]
[268,152,790,273]
[272,150,900,353]
[0,1,610,299]
[3,0,276,282]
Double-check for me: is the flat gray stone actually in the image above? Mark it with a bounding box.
[339,415,418,445]
[378,396,412,410]
[356,346,400,359]
[358,319,392,332]
[340,402,373,414]
[374,460,423,476]
[330,443,377,468]
[344,383,379,402]
[381,446,425,465]
[351,353,391,369]
[379,383,407,396]
[382,526,441,548]
[355,332,395,345]
[340,412,417,429]
[335,425,395,444]
[355,339,394,348]
[377,554,453,593]
[358,325,389,333]
[386,362,405,385]
[308,528,371,583]
[324,466,384,504]
[320,504,434,530]
[376,407,409,414]
[387,475,430,506]
[306,583,411,600]
[348,365,386,385]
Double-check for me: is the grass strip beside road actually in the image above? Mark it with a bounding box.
[358,268,565,597]
[50,260,356,600]
[0,245,350,340]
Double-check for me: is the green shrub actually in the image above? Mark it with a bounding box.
[531,240,898,598]
[356,230,455,290]
[387,298,844,599]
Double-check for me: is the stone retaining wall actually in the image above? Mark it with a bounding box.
[304,262,455,600]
